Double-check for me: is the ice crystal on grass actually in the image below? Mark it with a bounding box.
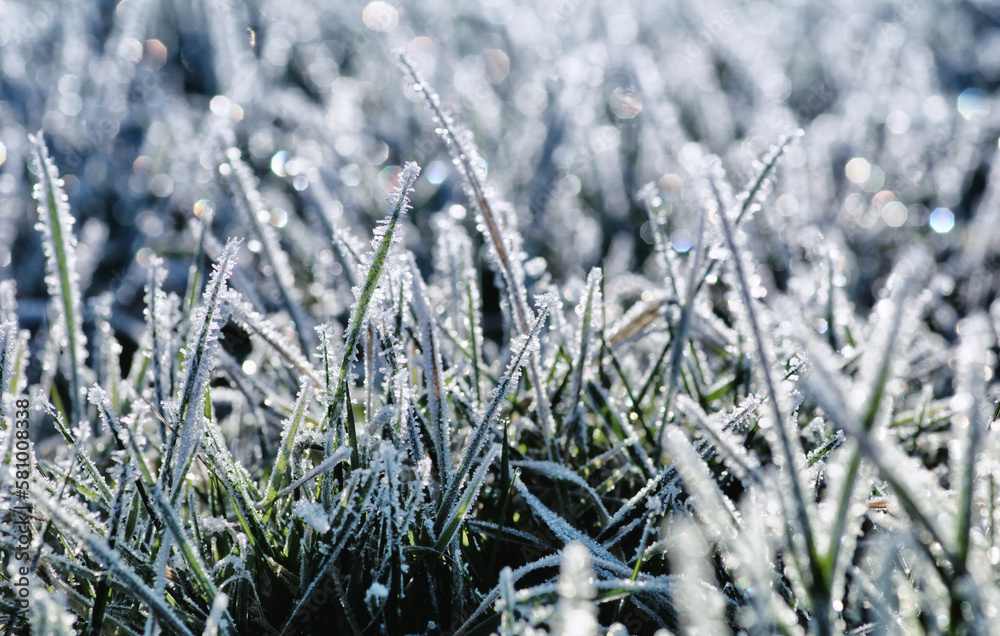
[143,255,173,415]
[262,377,315,510]
[168,237,241,498]
[33,491,199,636]
[0,321,17,415]
[202,592,230,636]
[28,586,76,636]
[294,499,330,534]
[663,429,740,542]
[224,289,318,384]
[515,479,623,570]
[553,542,598,636]
[29,132,87,426]
[325,162,420,461]
[397,51,561,459]
[431,215,484,401]
[437,300,552,536]
[224,147,312,353]
[564,267,602,453]
[409,256,451,484]
[0,281,17,325]
[9,3,1000,634]
[674,522,729,636]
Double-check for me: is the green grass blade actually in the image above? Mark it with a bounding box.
[324,163,420,467]
[29,132,87,426]
[261,378,315,512]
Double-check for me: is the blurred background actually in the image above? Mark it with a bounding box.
[2,0,999,375]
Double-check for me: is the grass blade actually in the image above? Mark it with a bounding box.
[324,162,420,467]
[29,132,87,426]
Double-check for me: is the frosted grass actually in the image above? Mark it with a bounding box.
[324,162,420,468]
[4,2,1000,633]
[29,133,87,427]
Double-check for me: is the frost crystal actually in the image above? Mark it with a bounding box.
[29,132,87,424]
[294,499,331,534]
[553,542,598,636]
[0,321,17,423]
[365,581,389,612]
[29,587,77,636]
[167,237,241,495]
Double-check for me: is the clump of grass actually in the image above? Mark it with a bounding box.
[3,2,1000,635]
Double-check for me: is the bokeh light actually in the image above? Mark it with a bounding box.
[929,207,955,234]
